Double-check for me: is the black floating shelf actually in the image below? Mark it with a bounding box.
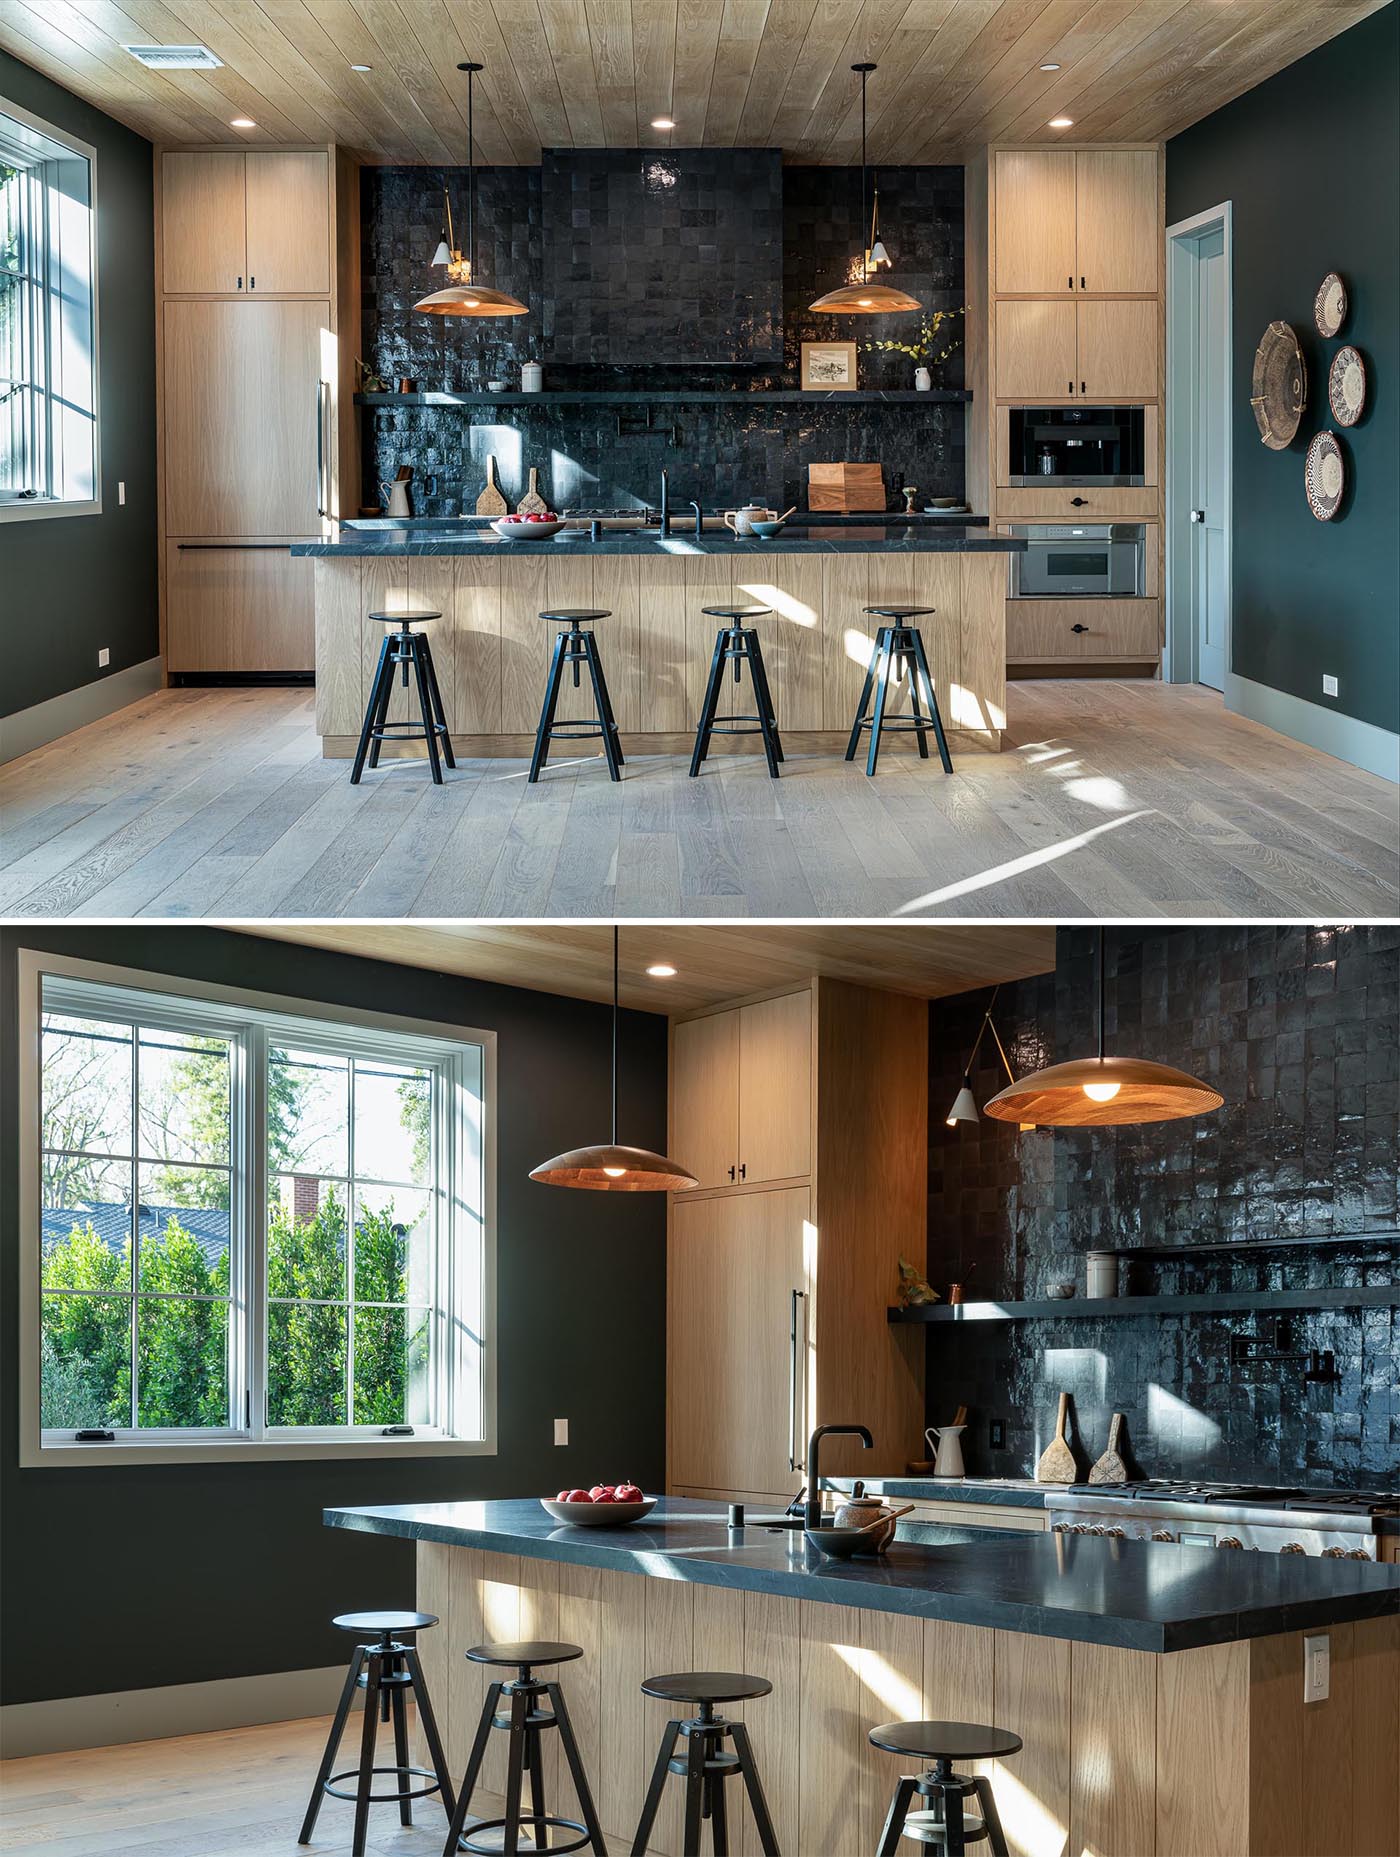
[355,389,973,407]
[888,1285,1399,1323]
[1082,1231,1397,1260]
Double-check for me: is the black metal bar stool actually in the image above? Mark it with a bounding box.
[869,1720,1022,1856]
[690,606,784,779]
[530,609,624,783]
[845,605,953,776]
[442,1639,606,1857]
[352,609,455,785]
[631,1672,780,1857]
[299,1610,455,1857]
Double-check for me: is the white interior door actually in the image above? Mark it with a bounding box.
[1191,226,1229,690]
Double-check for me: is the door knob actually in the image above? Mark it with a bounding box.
[1190,508,1206,523]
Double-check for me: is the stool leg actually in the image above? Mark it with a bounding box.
[501,1688,528,1857]
[942,1784,966,1857]
[749,638,784,763]
[631,1720,682,1856]
[400,626,412,688]
[442,1680,503,1856]
[865,635,895,776]
[299,1645,366,1843]
[525,1723,547,1848]
[570,628,583,690]
[351,637,394,783]
[744,635,783,776]
[420,641,456,769]
[844,648,879,761]
[900,637,930,760]
[910,628,953,773]
[586,633,625,767]
[530,630,569,783]
[708,1755,729,1856]
[550,1682,607,1857]
[582,634,623,782]
[681,1728,706,1857]
[389,1671,413,1826]
[410,638,444,784]
[876,1776,918,1857]
[690,633,728,777]
[351,1652,383,1857]
[973,1776,1009,1857]
[728,1721,780,1857]
[367,641,400,772]
[403,1644,456,1820]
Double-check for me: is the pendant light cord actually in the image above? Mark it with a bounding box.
[1097,926,1106,1064]
[612,926,619,1148]
[860,69,869,282]
[467,66,475,281]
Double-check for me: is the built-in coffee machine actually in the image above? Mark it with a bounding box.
[1008,406,1146,486]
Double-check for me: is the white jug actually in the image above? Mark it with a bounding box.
[380,480,412,519]
[926,1424,966,1480]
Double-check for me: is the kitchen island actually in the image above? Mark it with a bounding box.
[294,526,1025,759]
[325,1496,1399,1857]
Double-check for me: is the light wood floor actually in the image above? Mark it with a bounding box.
[0,1713,485,1857]
[0,682,1394,919]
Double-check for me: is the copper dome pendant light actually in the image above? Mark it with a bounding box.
[414,62,528,318]
[809,63,920,316]
[529,928,698,1191]
[983,930,1223,1129]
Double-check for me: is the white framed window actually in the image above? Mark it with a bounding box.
[0,97,100,522]
[17,949,496,1466]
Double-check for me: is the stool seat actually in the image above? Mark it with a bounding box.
[701,604,772,620]
[864,604,937,620]
[870,1720,1023,1761]
[539,608,610,624]
[467,1640,584,1669]
[333,1610,438,1636]
[368,609,441,624]
[642,1671,773,1705]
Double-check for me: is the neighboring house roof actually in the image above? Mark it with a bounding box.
[42,1202,228,1269]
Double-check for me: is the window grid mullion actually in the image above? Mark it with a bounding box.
[247,1023,268,1441]
[346,1055,356,1428]
[128,1019,138,1430]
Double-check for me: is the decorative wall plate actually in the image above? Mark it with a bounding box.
[1328,346,1366,426]
[1314,272,1347,337]
[1250,321,1307,449]
[1304,431,1345,520]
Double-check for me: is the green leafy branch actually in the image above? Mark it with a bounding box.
[862,306,966,364]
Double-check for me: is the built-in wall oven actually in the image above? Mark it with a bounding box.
[1007,523,1146,599]
[1008,405,1146,486]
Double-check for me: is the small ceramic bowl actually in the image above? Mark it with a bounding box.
[487,380,507,392]
[747,519,787,538]
[804,1525,876,1560]
[539,1496,656,1527]
[492,517,565,541]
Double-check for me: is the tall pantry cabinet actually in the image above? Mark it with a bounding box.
[666,980,927,1505]
[156,147,359,674]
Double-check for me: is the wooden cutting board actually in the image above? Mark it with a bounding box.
[808,461,885,512]
[476,454,508,517]
[516,467,548,515]
[1089,1412,1128,1485]
[1036,1391,1077,1484]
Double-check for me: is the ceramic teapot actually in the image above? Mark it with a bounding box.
[724,503,776,537]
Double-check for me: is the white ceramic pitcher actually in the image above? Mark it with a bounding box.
[380,480,412,519]
[926,1424,967,1480]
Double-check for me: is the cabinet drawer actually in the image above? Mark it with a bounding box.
[165,541,315,673]
[1007,598,1161,662]
[995,488,1159,520]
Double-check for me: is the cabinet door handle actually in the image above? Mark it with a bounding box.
[739,1162,747,1180]
[236,275,243,290]
[1071,623,1089,634]
[728,1164,736,1182]
[176,542,291,551]
[1070,496,1088,507]
[1080,276,1086,290]
[1067,275,1073,290]
[789,1289,809,1471]
[1068,380,1074,395]
[1080,381,1086,395]
[250,276,256,290]
[315,379,329,518]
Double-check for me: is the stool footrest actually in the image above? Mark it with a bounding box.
[456,1815,594,1857]
[323,1762,442,1805]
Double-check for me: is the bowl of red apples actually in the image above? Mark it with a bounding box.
[540,1482,655,1526]
[492,512,565,541]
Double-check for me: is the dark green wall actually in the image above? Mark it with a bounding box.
[0,929,669,1705]
[0,53,158,721]
[1165,3,1400,735]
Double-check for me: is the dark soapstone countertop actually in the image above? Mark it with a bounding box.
[323,1496,1398,1655]
[292,523,1025,559]
[820,1477,1049,1508]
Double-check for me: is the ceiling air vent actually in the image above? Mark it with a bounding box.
[123,44,224,70]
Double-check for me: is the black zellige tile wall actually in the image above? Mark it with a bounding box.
[925,925,1399,1490]
[359,160,964,516]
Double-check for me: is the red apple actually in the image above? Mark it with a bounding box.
[565,1488,591,1503]
[615,1482,643,1502]
[556,1489,572,1501]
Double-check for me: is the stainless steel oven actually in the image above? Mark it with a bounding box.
[1008,523,1146,599]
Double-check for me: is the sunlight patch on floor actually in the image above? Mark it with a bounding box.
[893,811,1152,913]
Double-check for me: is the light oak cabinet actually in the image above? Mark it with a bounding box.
[993,149,1158,296]
[994,300,1078,400]
[671,989,811,1189]
[667,981,927,1502]
[1077,298,1159,398]
[161,150,330,294]
[995,299,1158,401]
[164,541,316,674]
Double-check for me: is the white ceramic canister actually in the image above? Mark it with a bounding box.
[1086,1251,1118,1298]
[521,361,544,393]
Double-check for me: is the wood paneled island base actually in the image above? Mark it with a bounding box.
[307,544,1010,758]
[409,1542,1399,1857]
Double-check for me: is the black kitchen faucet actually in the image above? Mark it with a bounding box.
[805,1424,873,1530]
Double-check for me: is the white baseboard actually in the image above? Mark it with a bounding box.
[1225,671,1400,783]
[0,656,164,765]
[0,1664,344,1759]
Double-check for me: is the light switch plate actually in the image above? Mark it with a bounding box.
[1303,1631,1330,1703]
[1322,674,1339,698]
[98,648,110,667]
[554,1418,568,1446]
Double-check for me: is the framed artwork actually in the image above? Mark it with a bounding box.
[801,340,858,390]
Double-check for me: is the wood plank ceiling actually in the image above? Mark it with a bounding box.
[241,923,1056,1013]
[0,0,1385,165]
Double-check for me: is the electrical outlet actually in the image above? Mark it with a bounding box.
[1303,1632,1330,1703]
[117,481,126,506]
[989,1419,1006,1450]
[1322,674,1339,698]
[98,648,110,667]
[554,1418,568,1446]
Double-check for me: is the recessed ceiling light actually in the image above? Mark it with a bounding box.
[651,116,676,130]
[1048,116,1074,128]
[646,963,678,978]
[1040,61,1061,71]
[230,117,256,128]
